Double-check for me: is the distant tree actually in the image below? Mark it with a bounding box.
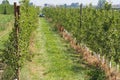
[2,0,9,4]
[64,4,67,8]
[44,4,48,7]
[29,2,33,6]
[97,0,106,8]
[70,3,79,8]
[104,2,112,10]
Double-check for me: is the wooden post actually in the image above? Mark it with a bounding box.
[14,2,17,18]
[14,2,20,80]
[65,4,67,16]
[80,4,82,28]
[102,56,105,64]
[78,3,82,42]
[17,6,20,19]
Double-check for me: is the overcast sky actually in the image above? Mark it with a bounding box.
[0,0,119,6]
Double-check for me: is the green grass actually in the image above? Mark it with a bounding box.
[20,18,93,80]
[0,14,14,80]
[0,14,13,31]
[1,66,15,80]
[0,14,13,51]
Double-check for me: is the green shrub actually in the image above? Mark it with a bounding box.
[88,67,106,80]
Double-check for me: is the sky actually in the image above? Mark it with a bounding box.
[0,0,119,6]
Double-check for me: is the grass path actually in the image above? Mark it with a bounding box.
[20,18,90,80]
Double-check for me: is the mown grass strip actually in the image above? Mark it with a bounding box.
[20,18,93,80]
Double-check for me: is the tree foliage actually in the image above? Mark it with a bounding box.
[1,0,39,79]
[43,6,120,65]
[0,0,13,14]
[97,0,106,8]
[104,2,112,10]
[2,0,9,4]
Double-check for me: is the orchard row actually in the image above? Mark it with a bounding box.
[43,6,120,65]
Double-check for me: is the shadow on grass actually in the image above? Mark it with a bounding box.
[65,41,106,80]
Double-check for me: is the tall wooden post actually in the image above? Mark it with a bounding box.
[14,2,20,80]
[80,4,82,28]
[78,3,82,42]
